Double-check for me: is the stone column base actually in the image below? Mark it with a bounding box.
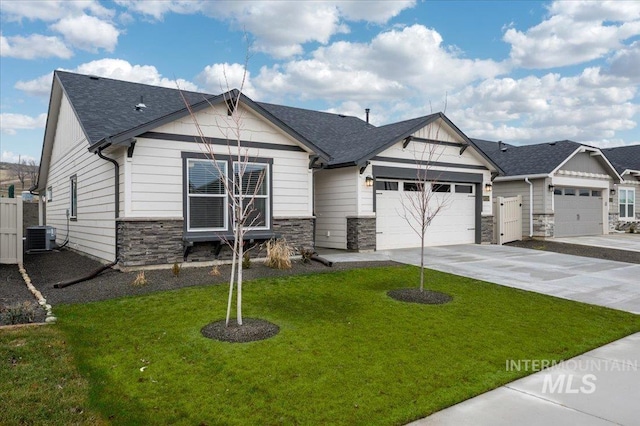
[346,216,376,251]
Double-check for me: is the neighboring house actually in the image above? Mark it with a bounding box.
[33,71,498,267]
[474,139,621,239]
[602,145,640,226]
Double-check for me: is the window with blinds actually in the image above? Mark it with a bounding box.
[234,162,269,229]
[187,159,227,231]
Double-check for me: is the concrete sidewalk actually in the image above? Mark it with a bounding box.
[408,332,640,426]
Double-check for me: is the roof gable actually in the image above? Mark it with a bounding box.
[474,138,620,180]
[53,71,331,159]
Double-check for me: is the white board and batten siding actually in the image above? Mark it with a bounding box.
[45,94,118,263]
[127,103,314,220]
[314,167,358,249]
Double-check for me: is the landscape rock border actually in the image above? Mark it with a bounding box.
[387,288,453,305]
[201,318,280,343]
[18,263,56,323]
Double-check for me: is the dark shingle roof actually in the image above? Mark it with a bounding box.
[54,71,486,169]
[327,115,439,166]
[255,101,374,165]
[472,138,583,176]
[602,145,640,174]
[56,71,211,145]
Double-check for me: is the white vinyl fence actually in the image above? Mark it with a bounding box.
[0,197,23,264]
[494,195,522,245]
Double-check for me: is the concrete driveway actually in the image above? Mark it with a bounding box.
[321,244,640,314]
[554,233,640,253]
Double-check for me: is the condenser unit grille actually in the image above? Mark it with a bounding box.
[26,226,55,251]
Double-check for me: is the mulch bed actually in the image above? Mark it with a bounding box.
[387,288,452,305]
[507,239,640,264]
[0,264,47,325]
[201,318,280,343]
[18,249,400,306]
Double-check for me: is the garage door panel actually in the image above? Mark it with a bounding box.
[554,187,602,237]
[376,182,475,250]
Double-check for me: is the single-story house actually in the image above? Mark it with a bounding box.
[473,139,621,239]
[602,145,640,226]
[33,71,499,267]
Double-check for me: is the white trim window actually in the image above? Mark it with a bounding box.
[233,162,269,230]
[619,188,636,220]
[187,159,228,231]
[70,175,77,218]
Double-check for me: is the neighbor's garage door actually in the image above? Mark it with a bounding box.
[376,180,476,250]
[554,187,603,237]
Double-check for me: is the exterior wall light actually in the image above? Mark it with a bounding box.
[548,184,555,192]
[365,176,374,187]
[484,183,492,192]
[610,188,616,196]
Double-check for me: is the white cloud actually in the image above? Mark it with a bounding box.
[197,63,256,98]
[1,151,38,164]
[15,59,200,98]
[1,0,114,22]
[14,73,54,97]
[50,14,120,52]
[113,0,202,20]
[337,1,415,23]
[0,34,73,59]
[449,67,639,144]
[504,0,640,69]
[254,25,507,102]
[606,41,640,81]
[0,113,48,135]
[116,0,416,58]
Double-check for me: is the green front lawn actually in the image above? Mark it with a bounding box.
[5,265,640,425]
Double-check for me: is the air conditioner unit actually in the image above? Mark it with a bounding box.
[26,226,56,251]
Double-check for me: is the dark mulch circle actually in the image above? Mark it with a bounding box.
[387,288,452,305]
[201,318,280,343]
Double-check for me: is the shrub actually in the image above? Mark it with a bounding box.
[132,271,148,287]
[0,301,40,325]
[264,239,293,270]
[209,265,221,277]
[172,262,182,277]
[300,247,314,264]
[242,252,252,269]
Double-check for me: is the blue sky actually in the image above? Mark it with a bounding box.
[1,0,639,163]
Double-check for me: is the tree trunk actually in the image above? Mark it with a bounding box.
[420,232,425,292]
[225,237,237,327]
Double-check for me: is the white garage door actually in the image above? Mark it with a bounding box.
[376,180,476,250]
[554,187,603,237]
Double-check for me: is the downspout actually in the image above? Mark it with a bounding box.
[96,145,120,263]
[524,178,533,238]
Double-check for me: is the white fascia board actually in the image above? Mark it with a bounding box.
[494,173,549,182]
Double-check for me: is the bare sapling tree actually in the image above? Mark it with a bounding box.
[9,155,30,190]
[398,103,451,292]
[180,43,264,327]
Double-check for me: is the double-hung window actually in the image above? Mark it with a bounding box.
[187,159,227,231]
[233,162,269,229]
[619,188,635,220]
[185,155,271,233]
